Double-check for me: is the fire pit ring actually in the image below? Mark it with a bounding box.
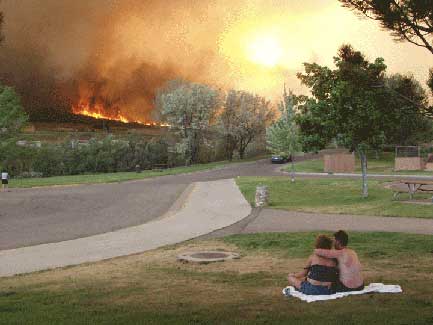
[177,251,240,264]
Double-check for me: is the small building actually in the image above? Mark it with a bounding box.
[323,152,355,173]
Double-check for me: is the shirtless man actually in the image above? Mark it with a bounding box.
[314,230,364,292]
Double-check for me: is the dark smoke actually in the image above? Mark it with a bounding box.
[67,57,179,122]
[0,0,227,122]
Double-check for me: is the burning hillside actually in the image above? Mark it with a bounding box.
[72,100,169,126]
[72,101,129,124]
[0,0,227,125]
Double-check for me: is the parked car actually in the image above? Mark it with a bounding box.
[271,154,292,164]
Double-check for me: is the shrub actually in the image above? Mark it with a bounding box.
[33,145,65,176]
[0,140,37,177]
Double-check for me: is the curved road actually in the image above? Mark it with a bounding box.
[0,159,282,250]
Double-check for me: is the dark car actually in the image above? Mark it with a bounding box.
[271,154,292,164]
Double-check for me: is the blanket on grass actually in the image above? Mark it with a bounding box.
[282,283,402,303]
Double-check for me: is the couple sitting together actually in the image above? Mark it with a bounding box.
[288,230,364,295]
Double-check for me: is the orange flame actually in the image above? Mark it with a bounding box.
[72,101,169,127]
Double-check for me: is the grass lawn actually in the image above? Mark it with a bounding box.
[236,177,433,218]
[8,157,263,189]
[0,232,432,324]
[291,152,433,175]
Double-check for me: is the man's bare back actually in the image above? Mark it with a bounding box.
[314,247,363,289]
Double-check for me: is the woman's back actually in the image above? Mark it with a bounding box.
[310,254,336,267]
[287,234,338,295]
[307,255,338,283]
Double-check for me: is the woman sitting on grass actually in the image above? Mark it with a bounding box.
[287,235,338,295]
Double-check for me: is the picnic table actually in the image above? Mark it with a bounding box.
[392,179,433,201]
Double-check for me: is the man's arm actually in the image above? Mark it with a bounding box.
[314,249,343,259]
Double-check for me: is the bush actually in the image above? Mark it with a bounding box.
[0,135,174,177]
[0,140,37,177]
[33,145,65,176]
[16,171,43,178]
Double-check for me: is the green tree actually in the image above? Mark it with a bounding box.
[381,73,433,145]
[294,63,340,152]
[340,0,433,53]
[297,45,388,197]
[340,1,433,114]
[266,88,302,182]
[158,80,220,165]
[219,90,274,160]
[0,85,28,139]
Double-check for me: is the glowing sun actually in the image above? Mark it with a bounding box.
[248,35,283,67]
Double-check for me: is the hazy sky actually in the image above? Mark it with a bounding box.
[1,0,432,120]
[216,0,433,99]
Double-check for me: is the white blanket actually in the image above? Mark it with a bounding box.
[282,283,402,303]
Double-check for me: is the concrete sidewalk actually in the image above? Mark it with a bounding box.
[290,171,433,180]
[203,208,433,239]
[243,209,433,235]
[0,179,251,277]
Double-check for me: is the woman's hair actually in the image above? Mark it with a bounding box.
[315,234,333,249]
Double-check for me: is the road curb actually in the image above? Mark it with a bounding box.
[0,179,251,278]
[152,183,197,222]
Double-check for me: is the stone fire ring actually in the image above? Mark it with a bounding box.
[177,251,240,264]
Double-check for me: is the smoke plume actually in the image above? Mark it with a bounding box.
[0,0,236,122]
[4,0,425,122]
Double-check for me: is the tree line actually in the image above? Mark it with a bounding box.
[339,0,433,109]
[1,43,432,181]
[0,80,274,176]
[156,80,274,165]
[266,0,433,197]
[1,0,433,197]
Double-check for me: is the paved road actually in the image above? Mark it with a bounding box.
[0,179,251,277]
[0,159,281,250]
[3,156,430,251]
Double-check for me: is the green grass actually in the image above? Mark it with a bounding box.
[0,232,432,324]
[8,157,262,188]
[223,232,433,259]
[236,176,433,218]
[292,152,433,175]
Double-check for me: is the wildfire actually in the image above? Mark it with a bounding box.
[72,102,169,127]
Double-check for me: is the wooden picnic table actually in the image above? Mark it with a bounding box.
[397,179,433,201]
